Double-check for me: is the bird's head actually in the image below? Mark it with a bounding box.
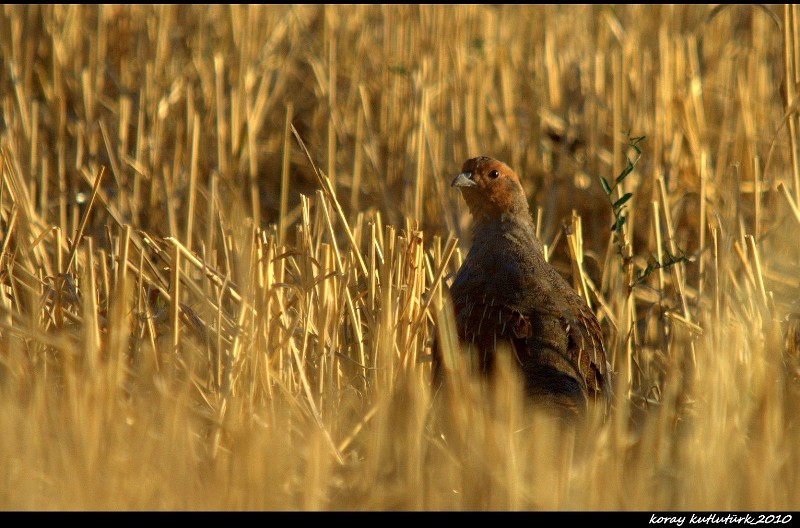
[452,157,529,220]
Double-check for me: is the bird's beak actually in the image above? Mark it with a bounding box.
[452,172,477,188]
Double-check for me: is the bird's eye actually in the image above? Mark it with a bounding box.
[488,169,500,179]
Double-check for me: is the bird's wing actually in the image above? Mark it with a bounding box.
[449,249,611,409]
[569,300,609,400]
[516,284,610,408]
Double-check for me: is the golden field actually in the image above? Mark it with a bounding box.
[0,5,799,510]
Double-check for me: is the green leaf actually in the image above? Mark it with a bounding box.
[600,176,612,195]
[616,165,633,184]
[389,64,409,75]
[613,192,633,209]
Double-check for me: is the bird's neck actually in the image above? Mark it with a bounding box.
[471,209,544,258]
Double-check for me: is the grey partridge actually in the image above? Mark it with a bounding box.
[443,156,611,414]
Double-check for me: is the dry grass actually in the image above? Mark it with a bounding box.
[1,4,799,510]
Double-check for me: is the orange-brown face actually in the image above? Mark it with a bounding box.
[452,156,527,219]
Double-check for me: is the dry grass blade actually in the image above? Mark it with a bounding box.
[291,123,368,277]
[64,167,105,275]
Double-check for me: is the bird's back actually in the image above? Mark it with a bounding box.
[449,217,610,414]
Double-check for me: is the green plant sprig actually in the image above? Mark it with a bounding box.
[601,133,690,287]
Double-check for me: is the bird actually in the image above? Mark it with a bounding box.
[438,156,611,415]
